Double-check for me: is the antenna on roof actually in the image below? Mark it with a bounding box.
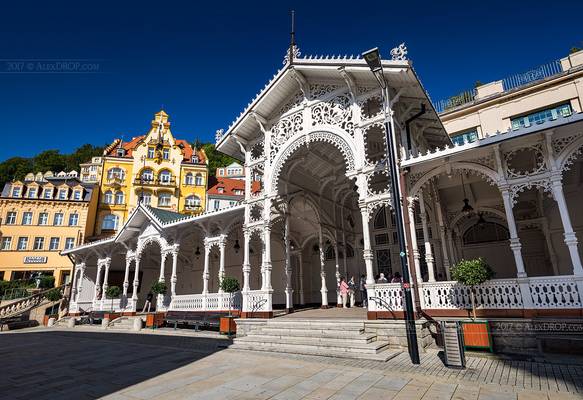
[289,10,296,65]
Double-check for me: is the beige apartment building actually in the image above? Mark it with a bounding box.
[0,171,98,285]
[437,49,583,142]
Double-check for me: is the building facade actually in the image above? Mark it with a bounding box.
[65,46,583,328]
[216,162,245,179]
[0,171,98,285]
[79,156,103,184]
[206,176,245,212]
[94,110,208,237]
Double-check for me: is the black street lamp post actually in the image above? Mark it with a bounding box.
[362,47,421,364]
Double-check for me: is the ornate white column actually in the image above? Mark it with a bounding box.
[407,202,423,283]
[74,261,86,304]
[500,187,527,278]
[435,200,451,280]
[202,241,210,294]
[263,225,273,290]
[419,194,436,282]
[242,230,251,292]
[93,260,103,303]
[550,176,583,276]
[132,256,140,301]
[122,254,132,298]
[170,244,179,297]
[218,236,226,292]
[298,252,305,305]
[359,207,375,285]
[159,250,168,282]
[100,257,111,309]
[284,216,293,310]
[334,243,342,306]
[318,226,328,307]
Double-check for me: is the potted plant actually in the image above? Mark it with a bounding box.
[104,285,121,320]
[219,276,240,336]
[147,281,167,328]
[43,288,62,325]
[451,257,495,352]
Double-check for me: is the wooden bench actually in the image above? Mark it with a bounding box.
[165,311,223,331]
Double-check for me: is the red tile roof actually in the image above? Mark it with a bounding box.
[207,176,261,197]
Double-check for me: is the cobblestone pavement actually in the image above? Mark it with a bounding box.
[0,328,582,399]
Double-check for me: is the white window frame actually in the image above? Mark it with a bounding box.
[53,213,64,226]
[1,237,12,250]
[6,211,17,225]
[68,213,79,226]
[49,237,60,250]
[38,212,49,225]
[17,237,28,251]
[158,192,171,207]
[22,212,33,225]
[64,237,75,250]
[33,237,44,250]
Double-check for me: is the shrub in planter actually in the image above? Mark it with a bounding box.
[451,257,494,319]
[38,275,55,289]
[105,285,122,313]
[150,281,167,296]
[219,277,240,336]
[44,288,62,302]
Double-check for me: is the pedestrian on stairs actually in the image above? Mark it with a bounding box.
[339,277,350,308]
[348,276,356,308]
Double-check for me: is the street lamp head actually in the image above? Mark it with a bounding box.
[362,47,382,72]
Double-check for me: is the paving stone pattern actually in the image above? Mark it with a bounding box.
[0,329,582,400]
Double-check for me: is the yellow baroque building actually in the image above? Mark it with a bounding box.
[94,110,208,237]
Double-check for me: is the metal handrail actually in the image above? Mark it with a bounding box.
[0,284,69,320]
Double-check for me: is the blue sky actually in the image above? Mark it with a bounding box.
[0,0,581,161]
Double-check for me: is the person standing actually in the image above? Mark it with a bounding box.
[391,272,402,283]
[359,274,367,308]
[348,276,356,308]
[339,277,350,308]
[377,273,388,283]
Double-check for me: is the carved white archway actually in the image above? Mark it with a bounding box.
[409,162,502,199]
[268,126,360,194]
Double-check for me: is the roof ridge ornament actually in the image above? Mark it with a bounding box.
[390,42,408,61]
[283,45,301,66]
[215,129,224,144]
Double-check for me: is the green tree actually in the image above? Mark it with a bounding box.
[33,150,68,173]
[219,276,240,317]
[201,143,238,177]
[451,258,494,319]
[0,157,33,185]
[105,285,121,312]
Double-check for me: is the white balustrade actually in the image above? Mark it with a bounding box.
[528,276,581,308]
[367,284,405,312]
[421,279,523,310]
[92,298,127,312]
[169,292,242,312]
[243,290,270,312]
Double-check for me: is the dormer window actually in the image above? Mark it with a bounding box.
[116,148,125,157]
[43,188,53,199]
[11,187,21,197]
[191,155,198,163]
[73,190,82,201]
[217,187,224,194]
[58,189,68,200]
[27,187,37,198]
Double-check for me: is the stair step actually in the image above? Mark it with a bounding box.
[247,332,376,345]
[229,342,401,362]
[234,336,388,354]
[257,328,373,340]
[265,322,364,331]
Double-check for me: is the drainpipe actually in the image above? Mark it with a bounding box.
[405,104,426,152]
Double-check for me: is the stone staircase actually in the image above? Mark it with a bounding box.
[107,316,140,331]
[230,318,401,361]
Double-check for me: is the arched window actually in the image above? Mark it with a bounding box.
[158,192,171,207]
[159,170,172,184]
[346,243,355,258]
[195,173,203,186]
[107,167,125,180]
[325,245,335,260]
[103,190,113,204]
[373,207,387,229]
[101,214,119,231]
[141,168,154,182]
[185,172,194,185]
[463,222,509,245]
[185,195,201,208]
[115,191,124,205]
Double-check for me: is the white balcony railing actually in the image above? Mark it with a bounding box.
[169,292,242,312]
